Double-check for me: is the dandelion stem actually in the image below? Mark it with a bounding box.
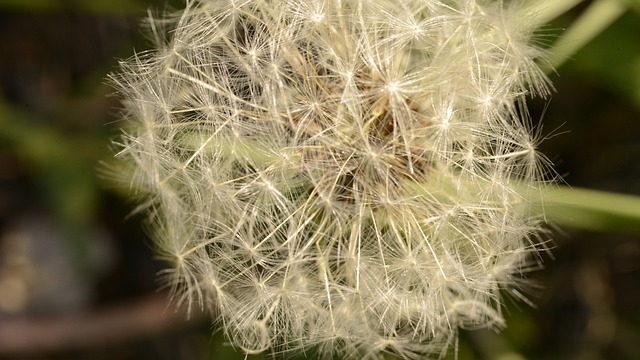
[533,185,640,233]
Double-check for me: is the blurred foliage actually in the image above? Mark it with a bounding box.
[0,0,147,13]
[566,10,640,108]
[0,0,638,359]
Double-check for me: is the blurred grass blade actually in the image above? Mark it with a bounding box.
[524,0,586,25]
[544,0,628,71]
[539,186,640,233]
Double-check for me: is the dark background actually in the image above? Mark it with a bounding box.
[0,0,638,359]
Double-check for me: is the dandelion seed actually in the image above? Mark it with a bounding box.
[111,0,555,358]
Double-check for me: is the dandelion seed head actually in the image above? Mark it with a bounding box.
[112,0,554,358]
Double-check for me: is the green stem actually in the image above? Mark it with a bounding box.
[535,185,640,233]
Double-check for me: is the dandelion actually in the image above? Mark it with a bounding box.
[111,0,554,358]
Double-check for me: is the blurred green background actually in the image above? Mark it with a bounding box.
[0,0,638,359]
